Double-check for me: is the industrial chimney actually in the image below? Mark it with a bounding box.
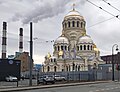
[1,22,7,59]
[19,28,23,53]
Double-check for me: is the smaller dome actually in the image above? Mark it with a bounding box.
[54,36,69,44]
[88,55,95,61]
[78,35,93,44]
[76,56,83,60]
[59,50,63,56]
[94,48,99,52]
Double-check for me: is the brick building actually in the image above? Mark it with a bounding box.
[15,52,30,72]
[101,52,120,64]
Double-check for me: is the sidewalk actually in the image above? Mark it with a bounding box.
[0,81,111,92]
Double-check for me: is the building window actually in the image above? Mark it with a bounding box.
[68,46,70,51]
[91,45,92,50]
[63,24,64,29]
[61,46,63,50]
[77,46,79,51]
[84,22,86,27]
[68,21,70,27]
[47,66,50,72]
[72,62,75,71]
[78,65,80,71]
[87,45,89,50]
[72,21,75,27]
[65,23,67,28]
[54,58,56,62]
[51,59,52,62]
[84,45,86,50]
[66,66,68,71]
[81,22,83,28]
[77,21,79,27]
[58,46,60,51]
[75,65,77,71]
[80,45,82,50]
[69,65,70,71]
[54,66,57,72]
[54,46,57,51]
[65,46,67,50]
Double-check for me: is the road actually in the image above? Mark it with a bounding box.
[0,79,37,88]
[18,82,120,92]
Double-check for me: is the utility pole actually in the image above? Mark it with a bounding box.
[112,44,119,81]
[29,22,33,86]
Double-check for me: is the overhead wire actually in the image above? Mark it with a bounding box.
[86,0,120,28]
[102,0,120,12]
[87,16,115,28]
[86,0,120,20]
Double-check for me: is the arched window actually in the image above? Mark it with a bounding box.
[68,46,70,51]
[72,62,75,71]
[77,46,79,51]
[91,45,92,50]
[54,46,57,51]
[78,65,80,71]
[68,21,70,27]
[51,59,52,62]
[65,46,67,50]
[65,23,67,28]
[69,65,70,71]
[61,46,63,50]
[77,21,79,27]
[58,46,60,51]
[54,58,56,62]
[66,66,68,71]
[47,66,50,72]
[72,21,75,27]
[87,45,89,50]
[81,22,83,28]
[80,45,82,50]
[84,45,86,50]
[54,66,57,72]
[63,24,64,29]
[75,65,77,71]
[84,22,86,27]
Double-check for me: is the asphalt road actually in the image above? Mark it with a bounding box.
[17,82,120,92]
[0,79,37,88]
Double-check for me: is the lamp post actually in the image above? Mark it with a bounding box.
[112,44,119,81]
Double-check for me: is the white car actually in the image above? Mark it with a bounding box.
[54,75,66,81]
[5,76,18,82]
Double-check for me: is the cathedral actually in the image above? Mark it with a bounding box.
[42,7,104,72]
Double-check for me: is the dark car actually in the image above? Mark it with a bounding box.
[38,75,55,84]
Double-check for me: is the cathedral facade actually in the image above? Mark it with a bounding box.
[43,8,104,72]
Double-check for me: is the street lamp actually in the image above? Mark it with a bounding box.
[112,44,119,81]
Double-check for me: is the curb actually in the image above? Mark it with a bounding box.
[0,81,111,92]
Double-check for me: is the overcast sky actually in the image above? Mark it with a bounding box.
[0,0,120,64]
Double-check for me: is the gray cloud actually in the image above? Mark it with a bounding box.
[9,0,70,24]
[10,13,23,22]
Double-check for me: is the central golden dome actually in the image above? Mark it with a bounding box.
[64,7,84,20]
[66,9,80,16]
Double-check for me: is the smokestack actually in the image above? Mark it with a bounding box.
[2,22,7,59]
[19,28,23,53]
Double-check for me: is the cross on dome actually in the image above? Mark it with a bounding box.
[73,3,75,11]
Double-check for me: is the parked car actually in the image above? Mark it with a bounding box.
[54,75,66,81]
[5,76,18,82]
[21,75,25,80]
[38,75,55,84]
